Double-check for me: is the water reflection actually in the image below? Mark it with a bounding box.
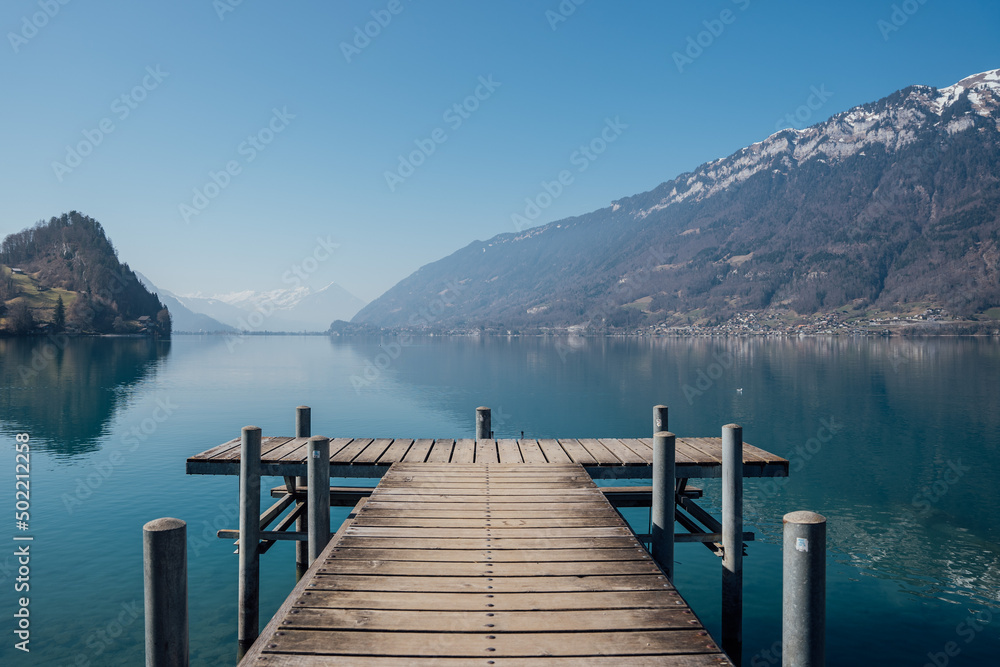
[331,333,1000,613]
[0,336,170,456]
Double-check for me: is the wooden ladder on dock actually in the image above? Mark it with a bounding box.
[240,462,732,665]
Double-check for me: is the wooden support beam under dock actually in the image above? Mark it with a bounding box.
[239,462,733,665]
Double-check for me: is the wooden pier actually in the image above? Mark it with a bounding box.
[240,462,733,665]
[157,407,799,666]
[186,436,788,480]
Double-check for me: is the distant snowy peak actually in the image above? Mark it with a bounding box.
[214,286,311,310]
[628,68,1000,219]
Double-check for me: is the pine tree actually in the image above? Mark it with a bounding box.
[53,295,65,332]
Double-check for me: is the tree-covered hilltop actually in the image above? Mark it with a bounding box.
[0,211,170,336]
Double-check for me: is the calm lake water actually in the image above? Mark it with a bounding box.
[1,334,998,665]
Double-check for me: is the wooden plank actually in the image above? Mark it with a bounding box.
[450,438,475,464]
[597,439,648,465]
[373,486,596,495]
[331,438,374,464]
[352,438,394,465]
[375,439,413,465]
[264,437,312,462]
[401,439,433,463]
[637,438,702,466]
[282,607,697,632]
[425,439,455,463]
[679,437,723,464]
[216,436,290,461]
[194,437,240,460]
[533,438,571,464]
[517,439,548,464]
[324,547,651,562]
[361,502,617,513]
[556,439,598,466]
[355,508,625,519]
[252,655,728,667]
[261,628,721,657]
[306,574,671,593]
[291,589,686,611]
[376,477,592,493]
[334,536,643,550]
[577,438,624,466]
[496,439,523,463]
[317,560,661,577]
[475,439,499,463]
[343,526,634,539]
[351,516,626,528]
[743,440,787,465]
[616,438,653,462]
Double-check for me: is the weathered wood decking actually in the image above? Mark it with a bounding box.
[239,462,734,666]
[187,436,788,479]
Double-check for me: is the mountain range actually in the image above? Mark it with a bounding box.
[352,69,1000,331]
[172,282,365,332]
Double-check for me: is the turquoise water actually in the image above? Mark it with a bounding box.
[1,335,998,665]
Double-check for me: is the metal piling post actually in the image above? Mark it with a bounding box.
[651,430,675,581]
[722,423,743,664]
[783,511,827,667]
[307,435,331,566]
[237,426,262,654]
[476,406,492,439]
[653,404,668,434]
[294,406,310,578]
[143,518,188,667]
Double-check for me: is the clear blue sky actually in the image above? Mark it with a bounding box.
[1,1,997,302]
